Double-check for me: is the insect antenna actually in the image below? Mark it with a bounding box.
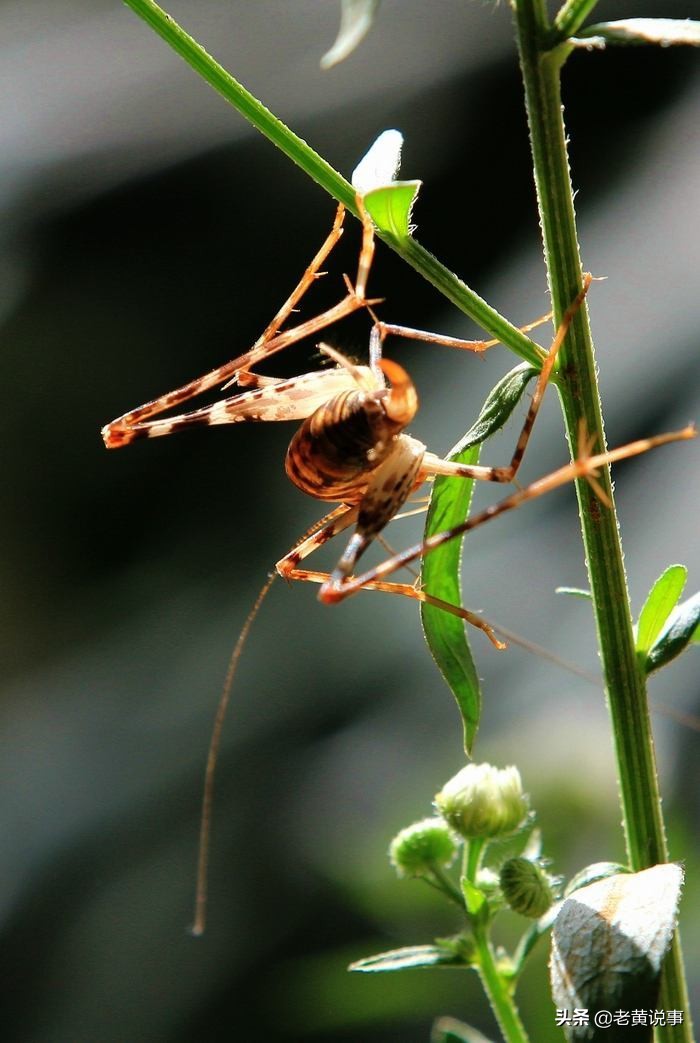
[192,571,277,936]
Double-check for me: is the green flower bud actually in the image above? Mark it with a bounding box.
[389,817,458,878]
[434,763,528,841]
[499,856,554,918]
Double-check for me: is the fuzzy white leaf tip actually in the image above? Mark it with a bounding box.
[352,129,403,194]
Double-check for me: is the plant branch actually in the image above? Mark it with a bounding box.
[121,0,542,366]
[512,1,692,1037]
[551,0,600,43]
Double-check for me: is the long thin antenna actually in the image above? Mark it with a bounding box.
[192,572,277,936]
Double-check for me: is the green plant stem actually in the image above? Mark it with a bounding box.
[427,865,467,909]
[121,0,542,367]
[462,838,530,1043]
[474,924,530,1043]
[512,2,692,1038]
[550,0,600,43]
[464,837,485,884]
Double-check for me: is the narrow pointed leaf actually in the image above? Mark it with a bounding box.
[321,0,381,69]
[635,564,687,656]
[348,944,465,973]
[645,591,700,673]
[421,443,481,753]
[420,364,538,752]
[575,19,700,49]
[461,362,539,444]
[432,1017,497,1043]
[551,864,683,1037]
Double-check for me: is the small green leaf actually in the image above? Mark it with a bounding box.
[432,1016,497,1043]
[321,0,381,68]
[420,365,538,753]
[363,182,422,241]
[574,18,700,49]
[635,564,687,656]
[461,878,488,922]
[555,586,592,600]
[645,591,700,674]
[348,944,465,973]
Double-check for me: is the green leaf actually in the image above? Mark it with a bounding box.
[420,364,538,753]
[432,1016,497,1043]
[574,18,700,49]
[321,0,381,69]
[555,586,592,600]
[348,944,465,973]
[460,363,539,444]
[363,182,422,242]
[645,591,700,674]
[551,864,683,1031]
[461,878,488,922]
[421,442,481,753]
[635,564,687,656]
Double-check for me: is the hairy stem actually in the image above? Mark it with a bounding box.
[512,1,692,1037]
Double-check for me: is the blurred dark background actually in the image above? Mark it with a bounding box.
[1,2,698,1040]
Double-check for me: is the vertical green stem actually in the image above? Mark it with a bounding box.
[474,925,530,1043]
[463,840,530,1043]
[512,2,691,1037]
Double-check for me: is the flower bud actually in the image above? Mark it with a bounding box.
[389,817,458,878]
[499,857,554,918]
[434,763,528,841]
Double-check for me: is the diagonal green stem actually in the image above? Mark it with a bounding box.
[121,0,542,366]
[513,2,692,1038]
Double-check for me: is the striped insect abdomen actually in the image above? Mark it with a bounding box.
[285,388,402,503]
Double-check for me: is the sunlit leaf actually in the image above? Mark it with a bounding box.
[635,564,687,656]
[352,128,403,193]
[348,944,465,973]
[321,0,381,68]
[363,182,422,241]
[574,18,700,49]
[551,864,683,1036]
[646,591,700,674]
[420,364,538,752]
[432,1017,496,1043]
[462,878,488,922]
